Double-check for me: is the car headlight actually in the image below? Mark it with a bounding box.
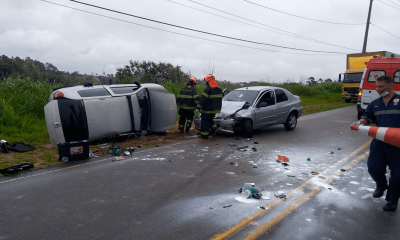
[223,115,235,120]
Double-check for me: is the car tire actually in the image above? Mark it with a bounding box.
[284,113,297,130]
[243,119,253,138]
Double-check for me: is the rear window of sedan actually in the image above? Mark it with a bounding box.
[223,90,259,104]
[77,88,111,97]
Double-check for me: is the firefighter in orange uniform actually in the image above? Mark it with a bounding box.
[197,74,223,139]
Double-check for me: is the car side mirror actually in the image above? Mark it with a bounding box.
[258,102,268,108]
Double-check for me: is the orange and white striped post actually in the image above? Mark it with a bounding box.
[351,125,400,148]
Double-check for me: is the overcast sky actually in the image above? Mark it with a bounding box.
[1,0,400,82]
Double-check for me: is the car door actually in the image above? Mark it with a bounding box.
[254,91,277,128]
[274,89,291,123]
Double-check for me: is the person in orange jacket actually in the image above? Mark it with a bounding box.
[197,74,223,139]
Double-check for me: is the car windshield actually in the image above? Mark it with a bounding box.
[223,90,259,104]
[344,73,363,83]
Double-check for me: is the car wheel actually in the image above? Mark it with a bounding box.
[284,113,297,130]
[243,119,253,138]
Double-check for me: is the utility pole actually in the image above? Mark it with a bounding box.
[362,0,373,53]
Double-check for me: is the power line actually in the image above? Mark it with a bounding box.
[371,23,400,40]
[39,0,342,56]
[387,0,400,8]
[65,0,347,53]
[376,0,400,10]
[166,0,356,51]
[243,0,364,25]
[187,0,357,51]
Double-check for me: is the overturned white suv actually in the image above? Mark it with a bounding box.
[44,82,177,147]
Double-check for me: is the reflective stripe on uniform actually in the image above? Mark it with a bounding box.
[201,109,220,114]
[179,95,195,99]
[374,110,400,116]
[180,106,196,110]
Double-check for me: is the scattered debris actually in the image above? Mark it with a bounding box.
[307,158,311,161]
[260,206,266,210]
[243,171,245,173]
[228,143,237,147]
[155,145,159,147]
[328,188,332,190]
[0,139,9,153]
[252,147,257,152]
[223,205,232,208]
[330,151,334,154]
[274,193,287,199]
[169,159,173,162]
[340,169,346,172]
[209,207,213,209]
[100,144,110,149]
[253,166,258,168]
[123,151,131,156]
[137,146,142,148]
[112,156,124,162]
[109,146,122,156]
[278,155,290,162]
[89,150,98,158]
[235,137,241,140]
[239,183,263,199]
[0,162,34,175]
[230,162,235,165]
[338,148,342,150]
[319,176,326,179]
[285,168,290,170]
[246,139,251,141]
[287,175,296,177]
[301,172,309,175]
[254,142,259,144]
[282,163,289,167]
[238,146,249,150]
[311,171,319,175]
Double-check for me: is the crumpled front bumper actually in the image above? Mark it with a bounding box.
[194,114,239,134]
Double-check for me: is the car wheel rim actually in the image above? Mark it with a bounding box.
[289,116,296,128]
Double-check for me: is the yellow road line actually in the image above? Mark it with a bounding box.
[243,150,371,240]
[210,141,371,240]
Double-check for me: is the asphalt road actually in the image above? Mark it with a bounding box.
[1,105,399,240]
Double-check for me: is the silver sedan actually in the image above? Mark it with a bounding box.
[195,86,303,137]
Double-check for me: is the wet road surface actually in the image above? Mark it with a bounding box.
[1,105,399,240]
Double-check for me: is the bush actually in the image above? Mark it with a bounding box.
[0,77,61,129]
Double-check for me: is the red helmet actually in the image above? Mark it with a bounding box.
[189,77,197,85]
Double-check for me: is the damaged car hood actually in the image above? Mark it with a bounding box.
[220,101,247,115]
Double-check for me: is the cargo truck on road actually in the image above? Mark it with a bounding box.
[339,51,398,103]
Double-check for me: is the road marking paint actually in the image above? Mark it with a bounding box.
[244,187,324,240]
[210,141,371,240]
[243,150,371,240]
[0,139,197,185]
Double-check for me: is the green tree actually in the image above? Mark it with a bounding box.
[115,60,190,84]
